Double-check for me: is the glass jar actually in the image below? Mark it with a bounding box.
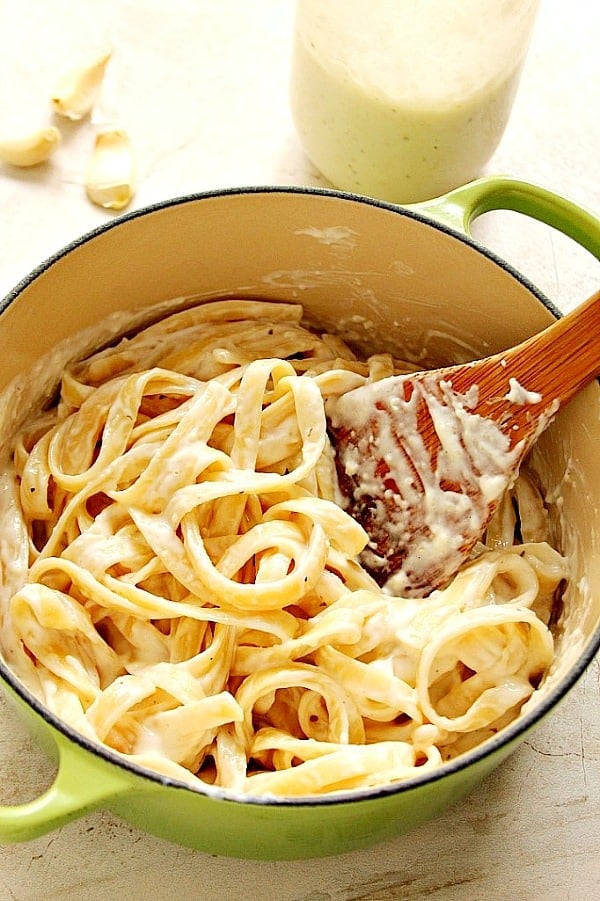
[290,0,540,203]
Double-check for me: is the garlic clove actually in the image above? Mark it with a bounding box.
[85,129,135,211]
[51,50,112,121]
[0,126,61,167]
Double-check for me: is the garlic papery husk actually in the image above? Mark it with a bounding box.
[0,126,61,167]
[51,50,112,121]
[85,128,135,211]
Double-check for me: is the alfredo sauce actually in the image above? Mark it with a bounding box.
[290,0,540,202]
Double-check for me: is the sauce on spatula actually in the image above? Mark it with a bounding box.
[327,288,600,597]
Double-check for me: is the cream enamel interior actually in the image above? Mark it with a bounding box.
[1,188,599,747]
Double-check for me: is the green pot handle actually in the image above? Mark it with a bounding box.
[407,175,600,258]
[0,731,132,843]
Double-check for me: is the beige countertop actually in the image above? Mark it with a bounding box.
[0,1,598,898]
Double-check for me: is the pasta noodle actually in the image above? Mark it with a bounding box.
[0,299,566,797]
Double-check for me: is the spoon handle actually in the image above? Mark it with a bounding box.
[500,287,600,407]
[452,288,600,449]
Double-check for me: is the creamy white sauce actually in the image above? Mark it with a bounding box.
[504,377,542,405]
[328,373,524,596]
[290,0,540,202]
[294,226,359,249]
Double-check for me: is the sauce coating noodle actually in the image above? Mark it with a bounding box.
[0,300,565,796]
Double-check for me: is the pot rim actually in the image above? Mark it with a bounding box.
[1,183,597,807]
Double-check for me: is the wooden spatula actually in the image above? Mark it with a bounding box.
[327,288,600,598]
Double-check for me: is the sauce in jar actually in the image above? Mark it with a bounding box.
[290,0,540,203]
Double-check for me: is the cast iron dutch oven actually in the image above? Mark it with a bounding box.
[0,176,599,858]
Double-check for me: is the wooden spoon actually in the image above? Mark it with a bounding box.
[327,288,600,598]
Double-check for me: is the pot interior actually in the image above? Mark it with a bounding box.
[1,188,599,759]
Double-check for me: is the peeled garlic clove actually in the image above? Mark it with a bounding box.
[0,126,61,167]
[85,129,135,211]
[51,50,111,121]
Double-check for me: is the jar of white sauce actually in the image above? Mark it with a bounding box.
[290,0,540,203]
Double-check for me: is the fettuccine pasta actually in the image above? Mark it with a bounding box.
[0,299,566,796]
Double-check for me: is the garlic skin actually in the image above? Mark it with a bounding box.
[85,129,135,211]
[0,126,61,167]
[51,51,112,121]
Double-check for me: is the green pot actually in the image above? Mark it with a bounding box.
[1,176,599,859]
